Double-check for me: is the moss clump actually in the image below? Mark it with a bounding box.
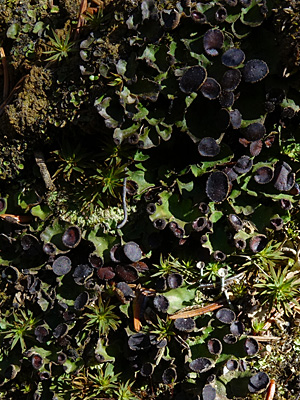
[275,0,300,71]
[0,66,52,139]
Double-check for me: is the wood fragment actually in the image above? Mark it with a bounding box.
[265,379,275,400]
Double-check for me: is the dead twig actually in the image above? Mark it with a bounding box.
[0,214,32,224]
[34,151,56,191]
[0,47,9,101]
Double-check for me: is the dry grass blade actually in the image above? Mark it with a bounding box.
[75,0,88,39]
[247,335,280,342]
[169,302,224,319]
[0,74,28,116]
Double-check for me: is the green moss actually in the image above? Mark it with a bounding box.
[0,66,52,139]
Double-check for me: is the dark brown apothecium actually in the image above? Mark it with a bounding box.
[206,171,230,203]
[179,66,207,94]
[203,29,224,57]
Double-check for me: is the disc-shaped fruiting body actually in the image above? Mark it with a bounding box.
[227,359,239,371]
[221,69,242,91]
[243,59,269,83]
[207,338,222,355]
[202,384,216,400]
[62,226,81,248]
[167,273,183,289]
[189,357,214,373]
[21,234,40,251]
[162,367,177,384]
[244,337,259,356]
[53,323,68,339]
[248,372,270,393]
[97,266,115,281]
[213,250,226,262]
[168,221,184,238]
[179,66,207,94]
[216,308,236,324]
[273,161,295,191]
[39,371,51,380]
[199,202,210,214]
[153,294,169,313]
[74,291,89,310]
[110,243,125,263]
[203,29,224,57]
[230,109,242,129]
[174,317,195,332]
[206,171,230,203]
[52,256,72,276]
[234,238,246,250]
[73,264,93,285]
[161,9,181,30]
[2,266,19,283]
[250,140,263,156]
[57,352,67,365]
[223,334,238,344]
[230,321,244,336]
[233,155,253,174]
[254,166,274,184]
[43,242,57,256]
[153,218,167,230]
[89,253,104,268]
[249,235,268,253]
[191,10,207,23]
[280,198,292,210]
[192,216,208,232]
[215,6,227,22]
[128,333,151,351]
[228,214,243,231]
[32,354,43,370]
[115,264,139,283]
[140,362,154,377]
[123,241,142,262]
[35,326,49,343]
[0,198,6,212]
[198,137,220,157]
[116,282,135,302]
[200,78,221,100]
[219,90,235,108]
[242,122,266,141]
[270,217,284,230]
[222,48,245,67]
[146,203,156,215]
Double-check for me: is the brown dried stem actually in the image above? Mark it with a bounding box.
[0,47,9,101]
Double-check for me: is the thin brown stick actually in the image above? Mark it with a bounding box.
[0,47,9,101]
